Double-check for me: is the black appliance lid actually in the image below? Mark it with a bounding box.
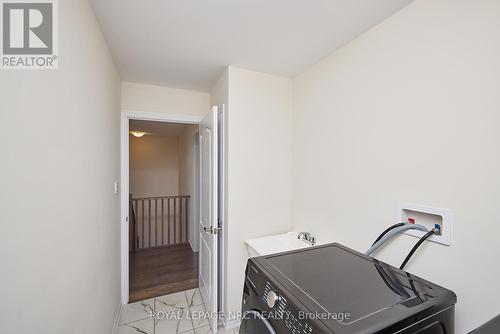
[259,243,456,331]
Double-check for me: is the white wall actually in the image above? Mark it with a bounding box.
[224,67,294,318]
[292,0,500,332]
[0,0,121,333]
[129,134,179,198]
[122,81,210,116]
[178,125,200,251]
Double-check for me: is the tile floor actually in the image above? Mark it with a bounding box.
[117,288,240,334]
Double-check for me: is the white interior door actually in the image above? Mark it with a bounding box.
[199,106,219,333]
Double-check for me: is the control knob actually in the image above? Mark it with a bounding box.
[266,290,279,308]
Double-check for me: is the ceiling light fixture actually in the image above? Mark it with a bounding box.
[130,131,147,138]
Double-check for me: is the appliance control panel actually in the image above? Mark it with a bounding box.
[262,281,314,334]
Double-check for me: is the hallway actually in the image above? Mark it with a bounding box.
[129,243,199,303]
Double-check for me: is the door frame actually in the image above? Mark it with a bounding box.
[120,109,203,304]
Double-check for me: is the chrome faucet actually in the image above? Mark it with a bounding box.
[298,232,316,245]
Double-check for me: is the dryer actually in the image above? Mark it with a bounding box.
[239,243,456,334]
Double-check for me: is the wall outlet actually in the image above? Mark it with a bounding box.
[397,203,452,246]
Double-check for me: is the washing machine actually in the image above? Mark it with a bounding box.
[239,243,456,334]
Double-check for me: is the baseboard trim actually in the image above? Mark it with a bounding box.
[111,302,122,334]
[189,240,200,252]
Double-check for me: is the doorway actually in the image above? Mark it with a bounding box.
[120,109,225,330]
[128,119,200,302]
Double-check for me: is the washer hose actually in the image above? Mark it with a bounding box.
[365,224,429,256]
[399,230,435,269]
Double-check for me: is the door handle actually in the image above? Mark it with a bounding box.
[203,226,222,235]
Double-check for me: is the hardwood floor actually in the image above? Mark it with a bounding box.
[129,243,199,303]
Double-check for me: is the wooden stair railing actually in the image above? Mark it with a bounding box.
[129,193,137,250]
[129,195,190,250]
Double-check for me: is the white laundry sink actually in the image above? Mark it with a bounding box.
[245,232,314,257]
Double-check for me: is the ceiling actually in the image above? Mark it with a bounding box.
[130,120,193,137]
[90,0,414,92]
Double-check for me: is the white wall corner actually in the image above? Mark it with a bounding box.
[111,302,122,334]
